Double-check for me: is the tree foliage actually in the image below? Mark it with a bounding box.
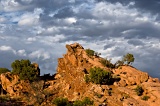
[100,58,115,68]
[85,49,95,57]
[11,59,40,82]
[122,53,135,65]
[52,97,70,106]
[52,97,93,106]
[73,97,93,106]
[115,60,124,68]
[0,68,10,74]
[85,67,112,85]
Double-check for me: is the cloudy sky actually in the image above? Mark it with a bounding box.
[0,0,160,78]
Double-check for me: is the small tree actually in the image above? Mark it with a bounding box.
[123,53,135,65]
[0,68,10,74]
[11,59,40,82]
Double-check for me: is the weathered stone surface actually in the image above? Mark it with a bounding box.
[114,66,149,86]
[0,43,160,106]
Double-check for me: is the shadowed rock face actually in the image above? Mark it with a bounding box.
[0,43,160,106]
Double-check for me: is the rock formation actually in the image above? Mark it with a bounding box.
[0,43,160,106]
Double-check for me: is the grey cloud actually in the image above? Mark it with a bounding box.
[127,39,144,46]
[1,0,160,78]
[54,7,75,18]
[96,0,160,17]
[104,43,116,50]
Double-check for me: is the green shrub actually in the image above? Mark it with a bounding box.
[100,58,115,68]
[0,68,10,74]
[88,67,112,85]
[82,97,94,105]
[73,97,93,106]
[84,67,114,85]
[85,49,95,57]
[52,97,71,106]
[134,85,144,96]
[11,59,40,82]
[142,96,150,101]
[73,100,84,106]
[142,95,150,101]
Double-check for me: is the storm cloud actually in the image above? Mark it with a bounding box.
[0,0,160,78]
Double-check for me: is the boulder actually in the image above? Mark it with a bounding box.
[114,66,149,86]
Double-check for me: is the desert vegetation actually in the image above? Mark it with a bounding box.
[100,58,115,68]
[11,59,40,82]
[122,53,135,65]
[85,67,112,85]
[0,68,10,74]
[52,97,93,106]
[141,95,150,101]
[99,53,135,68]
[134,85,144,96]
[85,49,101,57]
[0,43,157,106]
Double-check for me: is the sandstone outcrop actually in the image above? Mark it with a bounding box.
[113,66,149,86]
[0,72,31,96]
[0,43,160,106]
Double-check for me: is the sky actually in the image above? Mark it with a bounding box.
[0,0,160,78]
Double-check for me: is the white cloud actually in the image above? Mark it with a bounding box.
[0,0,160,78]
[46,27,60,34]
[64,17,77,24]
[38,34,66,45]
[0,45,16,54]
[18,15,39,26]
[0,45,12,51]
[1,0,32,12]
[18,8,43,26]
[69,0,75,3]
[21,0,33,4]
[17,49,26,56]
[27,37,36,42]
[29,49,50,60]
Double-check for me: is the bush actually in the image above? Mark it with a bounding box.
[85,49,95,57]
[82,97,94,105]
[85,67,112,85]
[141,95,150,101]
[73,97,93,106]
[53,97,93,106]
[100,58,115,68]
[11,59,40,82]
[73,100,84,106]
[52,97,71,106]
[0,68,10,74]
[134,85,144,96]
